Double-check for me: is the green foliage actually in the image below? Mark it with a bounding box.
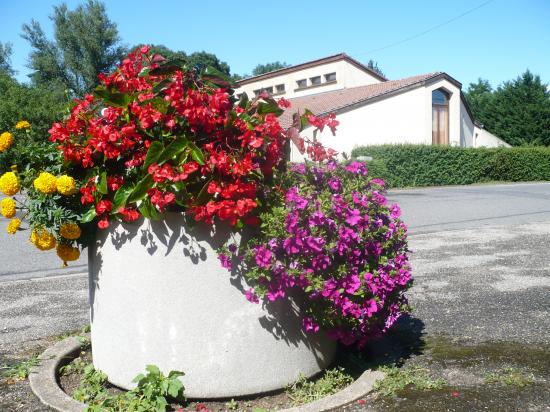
[252,61,290,76]
[0,42,13,75]
[22,0,126,96]
[132,44,232,76]
[0,72,66,145]
[366,59,384,77]
[286,367,354,406]
[225,398,239,410]
[79,364,185,412]
[0,355,40,380]
[485,367,535,387]
[74,364,109,404]
[374,365,446,397]
[60,357,89,376]
[465,71,550,146]
[352,144,550,188]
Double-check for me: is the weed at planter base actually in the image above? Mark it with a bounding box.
[286,367,354,406]
[0,355,40,381]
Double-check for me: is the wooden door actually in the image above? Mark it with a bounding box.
[432,105,449,145]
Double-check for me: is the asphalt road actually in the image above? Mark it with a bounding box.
[2,182,549,282]
[0,182,549,351]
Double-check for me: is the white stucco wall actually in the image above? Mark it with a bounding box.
[460,100,475,147]
[290,87,427,162]
[235,60,381,100]
[474,127,511,148]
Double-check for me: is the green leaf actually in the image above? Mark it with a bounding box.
[149,58,188,76]
[158,137,190,165]
[152,78,173,94]
[127,175,153,204]
[144,141,164,168]
[139,199,161,220]
[202,66,234,88]
[189,142,205,165]
[97,172,108,194]
[112,185,135,211]
[257,101,283,117]
[93,86,131,108]
[80,207,97,224]
[195,179,212,205]
[300,109,314,131]
[238,92,249,109]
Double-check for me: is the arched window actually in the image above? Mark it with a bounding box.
[432,89,450,145]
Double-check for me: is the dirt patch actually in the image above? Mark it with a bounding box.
[338,317,550,412]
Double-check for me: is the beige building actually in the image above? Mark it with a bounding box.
[234,53,509,161]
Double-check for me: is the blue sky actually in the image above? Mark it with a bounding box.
[1,0,549,89]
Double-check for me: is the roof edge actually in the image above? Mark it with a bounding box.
[236,53,387,86]
[286,72,465,128]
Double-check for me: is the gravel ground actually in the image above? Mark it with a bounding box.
[0,217,549,410]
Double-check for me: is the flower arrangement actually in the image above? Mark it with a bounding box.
[220,160,412,346]
[0,46,412,346]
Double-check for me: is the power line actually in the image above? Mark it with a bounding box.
[356,0,495,56]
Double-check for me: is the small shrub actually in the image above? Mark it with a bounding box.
[351,144,550,188]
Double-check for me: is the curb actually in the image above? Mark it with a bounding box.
[29,335,86,412]
[30,336,384,412]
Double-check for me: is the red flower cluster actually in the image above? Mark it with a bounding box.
[48,46,338,229]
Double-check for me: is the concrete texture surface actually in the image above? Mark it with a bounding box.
[89,215,336,398]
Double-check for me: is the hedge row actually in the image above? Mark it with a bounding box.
[351,144,550,188]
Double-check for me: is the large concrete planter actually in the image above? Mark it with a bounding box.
[88,213,336,398]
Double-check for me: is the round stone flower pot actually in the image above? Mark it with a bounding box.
[88,213,336,398]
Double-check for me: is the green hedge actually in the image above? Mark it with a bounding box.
[351,144,550,188]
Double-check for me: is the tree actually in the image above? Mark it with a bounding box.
[187,51,230,75]
[366,59,384,77]
[491,71,550,146]
[21,0,126,96]
[466,72,550,146]
[131,45,231,76]
[252,61,290,76]
[465,78,494,128]
[0,42,14,75]
[0,71,66,138]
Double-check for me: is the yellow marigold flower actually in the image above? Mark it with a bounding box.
[56,175,77,196]
[33,172,57,194]
[30,228,56,251]
[15,120,31,130]
[7,218,21,234]
[1,197,16,218]
[60,223,81,240]
[0,132,14,152]
[56,243,80,264]
[0,172,20,196]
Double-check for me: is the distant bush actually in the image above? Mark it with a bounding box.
[351,144,550,188]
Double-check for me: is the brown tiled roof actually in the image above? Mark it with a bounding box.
[237,53,387,85]
[278,72,443,128]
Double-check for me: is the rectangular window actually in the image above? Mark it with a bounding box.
[296,79,307,89]
[275,84,285,94]
[325,72,336,82]
[310,76,321,85]
[253,89,261,96]
[264,86,273,94]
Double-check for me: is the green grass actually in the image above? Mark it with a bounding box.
[485,368,535,387]
[286,367,354,405]
[1,355,40,380]
[374,365,446,397]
